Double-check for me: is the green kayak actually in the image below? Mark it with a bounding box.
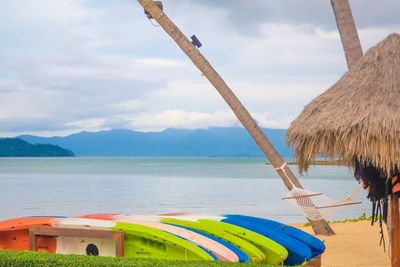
[160,218,265,262]
[112,222,214,261]
[198,219,288,265]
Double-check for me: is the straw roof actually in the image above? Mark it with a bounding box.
[286,33,400,175]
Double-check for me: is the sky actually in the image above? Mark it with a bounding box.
[0,0,399,137]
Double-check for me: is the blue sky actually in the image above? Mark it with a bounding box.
[0,0,399,137]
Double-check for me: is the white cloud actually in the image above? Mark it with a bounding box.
[135,58,185,67]
[0,0,398,136]
[66,118,108,131]
[122,109,295,132]
[0,0,90,22]
[359,26,400,51]
[253,113,296,129]
[126,109,238,131]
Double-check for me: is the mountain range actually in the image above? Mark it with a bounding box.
[19,127,292,157]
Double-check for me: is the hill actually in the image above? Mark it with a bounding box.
[19,127,292,157]
[0,138,74,157]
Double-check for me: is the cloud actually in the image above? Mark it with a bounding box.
[0,0,398,137]
[187,0,400,33]
[127,109,237,131]
[124,109,293,132]
[66,118,108,132]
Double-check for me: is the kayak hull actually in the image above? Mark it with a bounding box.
[0,213,324,265]
[112,222,215,261]
[222,216,312,265]
[117,219,238,262]
[160,217,267,262]
[224,214,325,257]
[0,217,56,252]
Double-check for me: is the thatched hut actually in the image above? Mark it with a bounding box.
[286,33,400,175]
[286,32,400,267]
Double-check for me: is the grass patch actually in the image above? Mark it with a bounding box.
[0,250,280,267]
[330,212,372,224]
[303,213,372,227]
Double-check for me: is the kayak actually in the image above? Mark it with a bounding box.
[158,213,323,264]
[222,215,312,265]
[160,217,266,262]
[173,224,250,263]
[77,213,119,221]
[0,213,324,265]
[79,213,249,263]
[81,213,289,265]
[53,218,116,230]
[112,222,215,261]
[117,218,238,262]
[224,214,325,257]
[55,218,214,261]
[0,217,56,252]
[196,219,288,265]
[53,218,119,257]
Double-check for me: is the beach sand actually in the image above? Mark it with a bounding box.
[294,221,390,267]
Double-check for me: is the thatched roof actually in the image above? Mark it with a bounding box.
[286,33,400,175]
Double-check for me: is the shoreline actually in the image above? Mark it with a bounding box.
[286,160,347,167]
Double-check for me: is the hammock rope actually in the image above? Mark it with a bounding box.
[276,162,362,220]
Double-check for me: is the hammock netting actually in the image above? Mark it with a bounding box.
[283,186,362,221]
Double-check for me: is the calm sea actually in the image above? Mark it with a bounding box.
[0,157,371,223]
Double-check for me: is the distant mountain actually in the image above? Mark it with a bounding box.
[18,127,292,157]
[0,138,74,157]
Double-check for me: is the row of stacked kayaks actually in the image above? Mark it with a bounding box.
[0,213,325,265]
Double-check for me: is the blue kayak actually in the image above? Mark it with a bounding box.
[222,216,311,265]
[223,215,325,258]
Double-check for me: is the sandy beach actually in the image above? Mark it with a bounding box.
[295,221,390,267]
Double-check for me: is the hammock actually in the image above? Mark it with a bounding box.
[277,163,362,221]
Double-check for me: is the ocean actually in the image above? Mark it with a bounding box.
[0,157,371,223]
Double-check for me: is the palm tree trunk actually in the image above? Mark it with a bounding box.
[330,0,363,69]
[137,0,335,235]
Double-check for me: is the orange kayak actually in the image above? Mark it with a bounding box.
[77,213,119,221]
[0,217,56,252]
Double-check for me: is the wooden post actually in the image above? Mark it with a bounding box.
[391,194,400,267]
[137,0,335,235]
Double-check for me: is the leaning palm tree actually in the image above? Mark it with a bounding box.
[137,0,334,235]
[330,0,363,69]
